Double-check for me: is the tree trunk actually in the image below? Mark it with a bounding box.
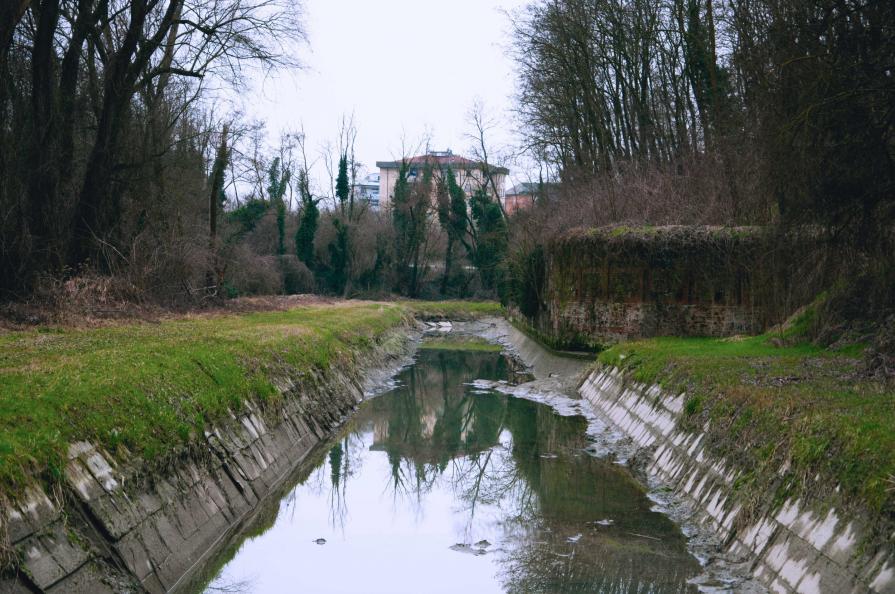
[68,0,181,269]
[207,124,229,294]
[27,0,61,272]
[441,236,454,295]
[0,0,30,62]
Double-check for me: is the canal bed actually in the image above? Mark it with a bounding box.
[202,343,703,593]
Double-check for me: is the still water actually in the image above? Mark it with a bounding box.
[204,347,701,593]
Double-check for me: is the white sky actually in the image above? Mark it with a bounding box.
[237,0,533,193]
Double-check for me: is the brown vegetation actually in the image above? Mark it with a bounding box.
[505,0,894,357]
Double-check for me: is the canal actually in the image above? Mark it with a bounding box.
[203,343,702,593]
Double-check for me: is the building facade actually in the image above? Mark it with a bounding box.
[375,150,508,209]
[354,172,381,209]
[503,182,559,215]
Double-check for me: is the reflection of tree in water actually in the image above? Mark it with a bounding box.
[204,573,256,593]
[360,350,516,500]
[496,398,701,593]
[327,348,700,592]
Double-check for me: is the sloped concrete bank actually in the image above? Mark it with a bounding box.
[580,368,895,594]
[0,326,418,594]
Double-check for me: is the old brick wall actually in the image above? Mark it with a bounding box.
[527,226,774,348]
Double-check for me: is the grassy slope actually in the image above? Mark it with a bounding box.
[398,300,503,319]
[418,336,503,352]
[598,327,895,527]
[0,302,412,496]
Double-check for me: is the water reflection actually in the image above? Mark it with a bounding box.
[204,348,700,594]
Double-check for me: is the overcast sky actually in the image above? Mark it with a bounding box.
[237,0,532,192]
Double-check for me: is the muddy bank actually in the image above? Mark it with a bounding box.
[0,325,418,593]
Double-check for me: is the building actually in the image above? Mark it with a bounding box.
[354,172,381,209]
[504,183,537,215]
[375,150,508,209]
[503,182,560,215]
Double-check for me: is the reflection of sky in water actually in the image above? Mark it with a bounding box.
[205,349,699,594]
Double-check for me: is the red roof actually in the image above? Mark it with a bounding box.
[376,153,509,174]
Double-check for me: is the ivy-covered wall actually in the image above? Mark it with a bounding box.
[528,226,777,349]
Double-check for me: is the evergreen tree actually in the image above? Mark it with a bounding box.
[295,170,319,269]
[327,218,350,295]
[392,161,432,296]
[436,166,469,295]
[391,161,412,288]
[207,124,230,293]
[335,153,350,215]
[267,157,292,256]
[470,188,507,291]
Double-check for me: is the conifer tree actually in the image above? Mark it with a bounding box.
[295,170,319,269]
[436,166,469,295]
[470,188,507,291]
[335,153,350,215]
[267,157,292,256]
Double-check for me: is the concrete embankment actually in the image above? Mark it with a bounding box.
[0,321,417,593]
[480,317,892,593]
[580,368,894,594]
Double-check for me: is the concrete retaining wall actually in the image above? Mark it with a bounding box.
[580,368,895,594]
[0,329,414,593]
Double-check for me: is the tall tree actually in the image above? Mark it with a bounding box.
[436,166,469,295]
[327,218,350,295]
[335,153,350,215]
[392,161,432,297]
[470,188,507,291]
[295,170,320,269]
[267,157,292,256]
[207,123,230,292]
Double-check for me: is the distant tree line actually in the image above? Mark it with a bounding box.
[511,0,893,235]
[0,0,513,303]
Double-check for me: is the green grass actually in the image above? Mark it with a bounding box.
[419,336,503,352]
[0,302,409,498]
[598,333,895,527]
[398,300,503,320]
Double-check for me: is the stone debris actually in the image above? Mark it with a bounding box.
[449,543,487,556]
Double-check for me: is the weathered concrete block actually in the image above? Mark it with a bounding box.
[1,326,415,593]
[581,366,893,594]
